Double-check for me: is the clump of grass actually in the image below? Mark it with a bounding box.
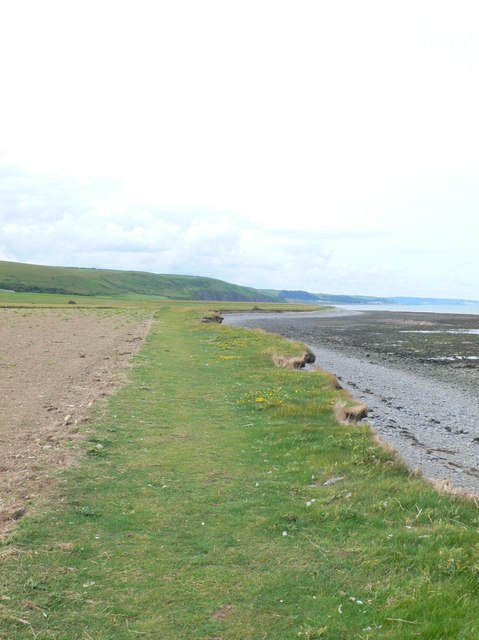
[333,399,369,424]
[429,477,479,503]
[272,348,315,369]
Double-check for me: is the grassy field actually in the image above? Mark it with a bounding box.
[0,260,279,301]
[1,297,479,639]
[0,291,317,312]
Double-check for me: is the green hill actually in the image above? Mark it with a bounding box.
[277,289,391,305]
[0,260,279,302]
[276,289,479,306]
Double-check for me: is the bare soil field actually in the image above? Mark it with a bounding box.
[0,308,152,537]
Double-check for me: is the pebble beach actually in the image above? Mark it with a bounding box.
[226,308,479,495]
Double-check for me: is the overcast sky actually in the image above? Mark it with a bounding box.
[1,1,478,299]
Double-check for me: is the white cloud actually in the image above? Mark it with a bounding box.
[1,159,478,297]
[0,1,478,298]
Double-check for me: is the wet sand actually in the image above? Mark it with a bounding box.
[226,308,479,495]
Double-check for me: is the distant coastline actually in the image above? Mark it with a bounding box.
[336,303,479,315]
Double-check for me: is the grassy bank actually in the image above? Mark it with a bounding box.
[1,302,479,639]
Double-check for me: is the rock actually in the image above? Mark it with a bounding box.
[323,476,345,486]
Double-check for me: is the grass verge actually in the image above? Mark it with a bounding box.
[1,303,479,639]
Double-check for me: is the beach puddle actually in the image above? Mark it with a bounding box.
[427,355,479,361]
[401,329,479,335]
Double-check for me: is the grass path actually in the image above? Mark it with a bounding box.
[2,304,479,639]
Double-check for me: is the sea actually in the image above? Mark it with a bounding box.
[337,303,479,316]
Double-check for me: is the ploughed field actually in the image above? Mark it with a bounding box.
[0,308,151,536]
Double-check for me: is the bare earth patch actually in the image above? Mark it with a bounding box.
[0,308,152,537]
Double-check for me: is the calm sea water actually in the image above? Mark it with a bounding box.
[337,304,479,316]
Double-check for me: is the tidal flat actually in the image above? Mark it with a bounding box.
[226,309,479,494]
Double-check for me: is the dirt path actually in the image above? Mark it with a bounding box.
[0,308,152,537]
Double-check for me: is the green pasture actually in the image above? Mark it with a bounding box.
[0,290,319,312]
[0,260,279,301]
[1,298,479,639]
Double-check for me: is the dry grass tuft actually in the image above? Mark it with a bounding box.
[201,312,224,324]
[212,605,234,620]
[272,349,316,370]
[428,478,479,504]
[370,430,398,456]
[334,400,368,425]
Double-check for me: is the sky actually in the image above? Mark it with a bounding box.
[0,0,478,299]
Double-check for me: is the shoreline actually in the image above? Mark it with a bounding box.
[225,309,479,495]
